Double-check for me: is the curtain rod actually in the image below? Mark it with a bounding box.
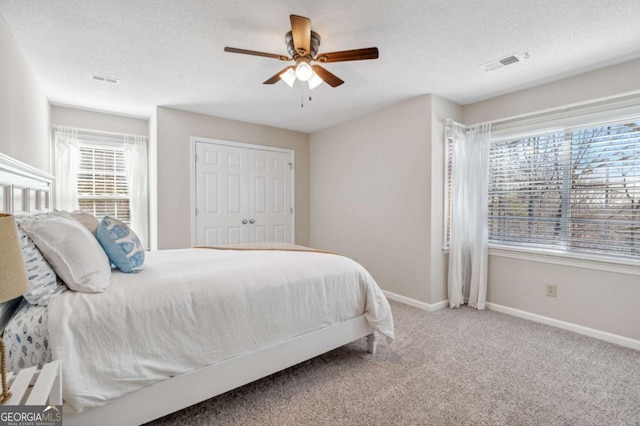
[53,125,148,140]
[445,119,490,131]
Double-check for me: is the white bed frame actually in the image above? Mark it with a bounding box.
[67,317,376,426]
[0,153,377,426]
[0,153,53,215]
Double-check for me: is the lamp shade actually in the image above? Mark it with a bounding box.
[308,71,323,90]
[0,214,28,303]
[280,68,296,88]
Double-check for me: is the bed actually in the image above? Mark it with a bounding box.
[0,153,394,426]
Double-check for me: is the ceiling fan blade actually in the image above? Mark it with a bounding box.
[290,15,311,56]
[263,66,294,84]
[315,47,379,63]
[224,47,289,61]
[311,65,344,88]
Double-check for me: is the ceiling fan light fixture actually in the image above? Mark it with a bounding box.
[280,68,296,87]
[224,15,379,90]
[295,60,312,81]
[308,70,323,89]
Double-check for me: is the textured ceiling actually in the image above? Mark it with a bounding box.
[1,0,640,133]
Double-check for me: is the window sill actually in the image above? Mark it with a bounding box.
[489,245,639,276]
[441,245,639,276]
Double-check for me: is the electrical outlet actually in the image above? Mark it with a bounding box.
[545,284,557,297]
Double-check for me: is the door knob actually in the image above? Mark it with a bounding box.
[249,219,255,224]
[242,219,248,224]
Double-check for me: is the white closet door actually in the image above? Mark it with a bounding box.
[247,149,292,243]
[195,140,293,246]
[195,142,248,245]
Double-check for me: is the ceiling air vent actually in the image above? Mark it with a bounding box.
[479,53,529,72]
[90,74,120,84]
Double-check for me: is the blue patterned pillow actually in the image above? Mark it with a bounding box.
[3,298,51,374]
[96,216,145,273]
[16,224,67,305]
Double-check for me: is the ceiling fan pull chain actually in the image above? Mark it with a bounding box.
[304,85,312,104]
[301,89,304,108]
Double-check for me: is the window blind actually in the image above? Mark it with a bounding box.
[77,145,131,223]
[488,118,640,259]
[444,136,453,248]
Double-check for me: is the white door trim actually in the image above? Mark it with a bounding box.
[190,136,296,246]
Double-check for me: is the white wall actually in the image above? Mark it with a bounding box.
[51,105,148,136]
[153,107,310,250]
[0,14,50,172]
[463,59,640,341]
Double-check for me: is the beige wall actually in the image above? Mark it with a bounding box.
[153,107,309,250]
[51,105,149,136]
[464,59,640,124]
[310,94,461,304]
[310,95,435,302]
[463,59,640,341]
[0,14,50,172]
[487,256,639,339]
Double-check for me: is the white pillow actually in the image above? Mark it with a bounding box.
[19,211,111,293]
[69,210,100,237]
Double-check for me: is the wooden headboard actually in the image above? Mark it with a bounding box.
[0,153,54,215]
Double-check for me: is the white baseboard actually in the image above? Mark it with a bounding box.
[383,292,639,351]
[486,302,640,351]
[383,291,448,312]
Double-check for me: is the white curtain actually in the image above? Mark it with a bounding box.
[124,136,149,249]
[447,121,491,309]
[54,128,80,212]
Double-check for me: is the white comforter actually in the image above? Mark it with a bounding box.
[48,248,394,413]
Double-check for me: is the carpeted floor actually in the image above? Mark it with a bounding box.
[146,301,640,425]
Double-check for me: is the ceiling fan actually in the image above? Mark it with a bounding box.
[224,15,379,89]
